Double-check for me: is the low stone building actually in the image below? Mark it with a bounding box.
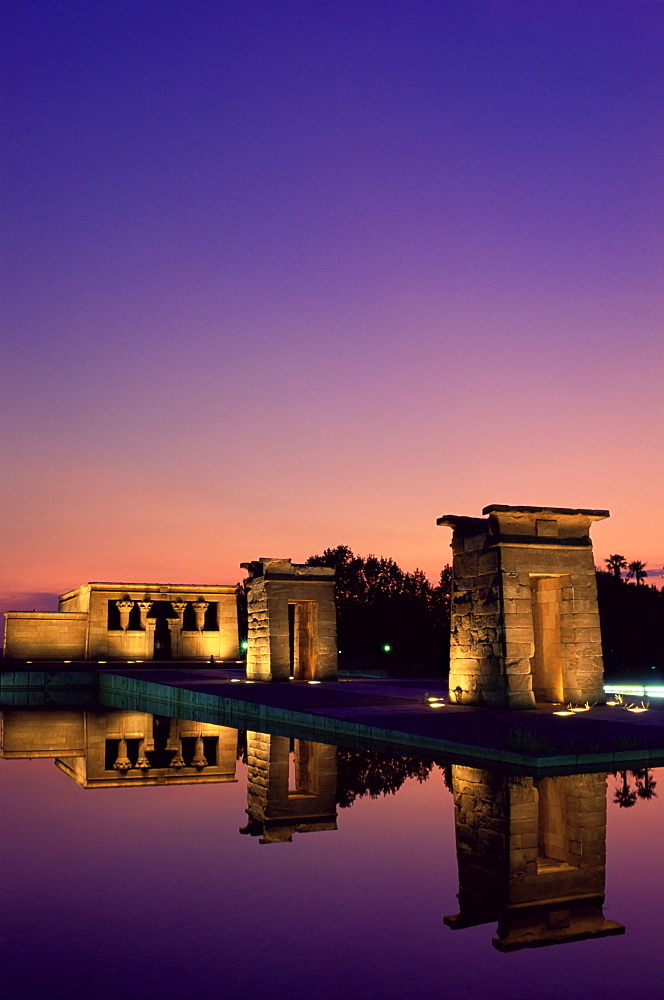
[3,581,239,662]
[438,505,608,707]
[242,558,337,681]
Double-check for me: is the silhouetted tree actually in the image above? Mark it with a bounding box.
[613,771,637,808]
[335,748,441,807]
[307,545,451,672]
[596,570,663,675]
[605,554,627,580]
[627,560,648,586]
[633,768,657,802]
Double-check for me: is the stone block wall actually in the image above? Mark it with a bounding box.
[3,612,88,660]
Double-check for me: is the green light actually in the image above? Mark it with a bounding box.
[240,639,248,651]
[382,644,392,653]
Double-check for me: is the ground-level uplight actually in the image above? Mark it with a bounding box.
[382,644,392,653]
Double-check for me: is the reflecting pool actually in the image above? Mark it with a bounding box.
[0,707,661,1000]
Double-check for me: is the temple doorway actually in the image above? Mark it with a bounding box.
[288,601,317,679]
[153,617,172,659]
[529,576,566,703]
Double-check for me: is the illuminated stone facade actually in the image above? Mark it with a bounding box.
[0,709,238,787]
[242,558,337,681]
[240,732,338,843]
[444,766,624,950]
[3,582,239,662]
[438,505,608,707]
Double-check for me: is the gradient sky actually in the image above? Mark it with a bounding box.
[2,0,662,612]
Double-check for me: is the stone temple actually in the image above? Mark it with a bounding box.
[438,505,608,708]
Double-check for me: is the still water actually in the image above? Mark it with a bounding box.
[0,708,661,1000]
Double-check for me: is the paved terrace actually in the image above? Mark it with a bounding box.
[101,665,664,775]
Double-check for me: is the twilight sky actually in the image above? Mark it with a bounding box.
[2,0,662,610]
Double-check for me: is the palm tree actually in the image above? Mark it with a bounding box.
[627,560,648,585]
[605,554,627,580]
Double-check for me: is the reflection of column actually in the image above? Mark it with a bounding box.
[444,766,625,950]
[113,738,131,773]
[135,738,150,770]
[191,734,207,769]
[170,601,186,659]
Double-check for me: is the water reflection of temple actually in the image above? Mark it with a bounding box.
[0,710,238,787]
[240,732,338,843]
[444,766,624,950]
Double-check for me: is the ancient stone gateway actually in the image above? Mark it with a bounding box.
[437,505,609,708]
[241,558,337,681]
[444,766,624,949]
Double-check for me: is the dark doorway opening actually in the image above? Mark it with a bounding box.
[154,618,172,659]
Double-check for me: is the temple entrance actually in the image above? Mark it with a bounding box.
[153,617,172,659]
[529,576,565,704]
[288,601,317,679]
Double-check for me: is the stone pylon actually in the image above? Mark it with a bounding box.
[438,505,608,707]
[241,558,337,681]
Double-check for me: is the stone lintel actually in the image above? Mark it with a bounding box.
[482,505,609,520]
[241,558,335,582]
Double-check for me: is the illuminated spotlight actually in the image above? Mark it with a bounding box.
[308,680,322,685]
[553,711,575,716]
[429,702,445,708]
[240,640,248,651]
[571,707,590,713]
[289,676,294,681]
[606,699,619,706]
[427,696,442,702]
[230,678,241,683]
[63,660,71,663]
[627,706,649,714]
[382,644,392,653]
[26,661,32,664]
[245,680,254,684]
[135,660,143,663]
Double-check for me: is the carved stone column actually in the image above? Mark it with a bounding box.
[138,601,153,659]
[138,601,153,629]
[171,601,187,660]
[116,600,133,631]
[193,599,209,631]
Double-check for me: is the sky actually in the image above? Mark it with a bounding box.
[1,0,662,614]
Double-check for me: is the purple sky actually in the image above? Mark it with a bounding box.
[2,1,662,606]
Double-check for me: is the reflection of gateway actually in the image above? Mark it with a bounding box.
[444,766,624,950]
[0,710,238,787]
[240,732,338,843]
